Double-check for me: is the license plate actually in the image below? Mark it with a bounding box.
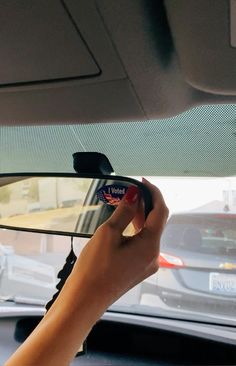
[209,272,236,294]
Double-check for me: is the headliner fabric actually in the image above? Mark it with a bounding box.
[0,104,235,177]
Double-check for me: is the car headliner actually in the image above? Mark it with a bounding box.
[0,103,235,177]
[1,1,236,127]
[0,1,235,178]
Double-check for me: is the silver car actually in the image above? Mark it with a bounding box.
[141,213,236,317]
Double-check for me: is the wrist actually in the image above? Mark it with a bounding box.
[69,262,120,310]
[52,270,109,326]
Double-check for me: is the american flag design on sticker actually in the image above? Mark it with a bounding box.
[96,185,128,206]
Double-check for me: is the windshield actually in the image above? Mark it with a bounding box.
[1,176,236,326]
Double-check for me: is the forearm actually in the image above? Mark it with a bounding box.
[5,270,107,366]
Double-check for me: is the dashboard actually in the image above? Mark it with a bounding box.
[1,305,236,365]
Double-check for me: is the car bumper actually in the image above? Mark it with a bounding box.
[140,281,236,317]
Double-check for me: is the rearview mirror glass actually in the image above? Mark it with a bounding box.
[0,174,152,237]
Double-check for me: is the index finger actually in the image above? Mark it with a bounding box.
[132,198,145,233]
[142,178,169,237]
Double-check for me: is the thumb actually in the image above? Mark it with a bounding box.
[105,185,140,234]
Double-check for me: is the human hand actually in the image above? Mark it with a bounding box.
[71,178,169,309]
[4,179,169,366]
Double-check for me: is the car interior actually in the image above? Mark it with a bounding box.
[1,1,236,365]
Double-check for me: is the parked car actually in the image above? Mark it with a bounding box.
[0,244,56,305]
[141,213,236,317]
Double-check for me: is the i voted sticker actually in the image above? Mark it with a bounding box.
[96,185,128,206]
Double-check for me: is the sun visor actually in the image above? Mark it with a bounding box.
[0,0,100,85]
[165,0,236,95]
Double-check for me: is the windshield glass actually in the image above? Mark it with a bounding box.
[0,176,236,326]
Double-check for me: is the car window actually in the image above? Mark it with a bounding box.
[1,175,236,326]
[0,104,236,177]
[162,216,236,256]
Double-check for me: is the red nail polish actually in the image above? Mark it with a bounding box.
[125,185,139,204]
[142,177,149,184]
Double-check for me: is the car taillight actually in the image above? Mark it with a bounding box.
[158,252,185,268]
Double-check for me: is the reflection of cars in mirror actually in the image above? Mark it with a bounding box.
[141,213,236,317]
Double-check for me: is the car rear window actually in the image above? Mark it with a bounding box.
[161,214,236,256]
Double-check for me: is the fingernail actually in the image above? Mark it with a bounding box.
[142,177,149,184]
[125,185,139,204]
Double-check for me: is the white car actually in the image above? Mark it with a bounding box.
[0,244,56,305]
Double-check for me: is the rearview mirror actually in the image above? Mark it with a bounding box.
[0,174,152,237]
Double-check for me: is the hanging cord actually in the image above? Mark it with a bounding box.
[45,236,77,312]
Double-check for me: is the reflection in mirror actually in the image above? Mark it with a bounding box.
[0,177,140,236]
